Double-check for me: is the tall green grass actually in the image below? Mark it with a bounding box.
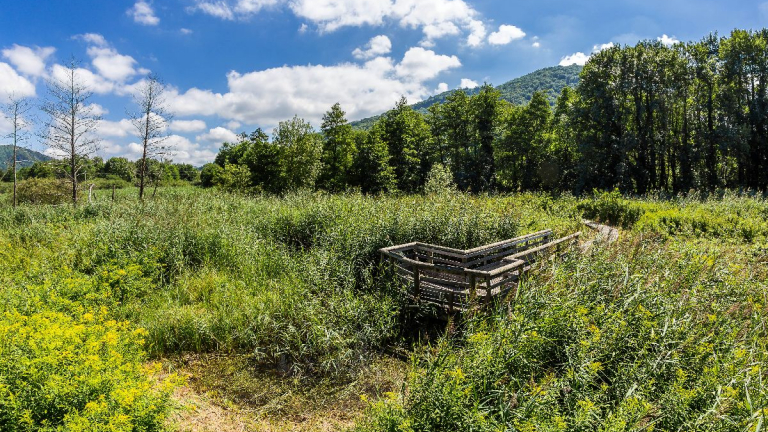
[3,187,766,430]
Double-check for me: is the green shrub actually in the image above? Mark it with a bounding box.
[15,178,71,205]
[577,189,642,227]
[0,309,178,431]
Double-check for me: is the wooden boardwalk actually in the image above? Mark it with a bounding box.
[380,230,580,313]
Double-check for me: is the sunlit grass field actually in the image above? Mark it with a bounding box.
[0,187,766,431]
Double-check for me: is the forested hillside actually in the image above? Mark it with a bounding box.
[351,64,582,130]
[0,145,51,170]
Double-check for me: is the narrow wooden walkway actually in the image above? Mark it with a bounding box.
[380,230,580,313]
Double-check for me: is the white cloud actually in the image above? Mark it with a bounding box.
[50,63,114,94]
[466,19,486,47]
[97,119,135,137]
[352,35,392,59]
[298,23,308,33]
[532,42,540,48]
[166,135,218,165]
[196,126,240,146]
[192,0,282,20]
[289,0,393,31]
[395,47,461,81]
[0,62,36,98]
[1,44,56,77]
[226,120,242,130]
[434,82,448,94]
[193,0,486,47]
[76,33,108,47]
[170,119,207,133]
[459,78,478,89]
[559,52,590,66]
[181,28,194,35]
[128,1,160,26]
[168,47,459,128]
[592,42,615,52]
[75,33,145,83]
[86,103,109,116]
[87,46,141,82]
[487,24,525,45]
[658,34,679,47]
[422,21,460,42]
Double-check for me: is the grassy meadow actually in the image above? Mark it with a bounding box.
[0,187,767,431]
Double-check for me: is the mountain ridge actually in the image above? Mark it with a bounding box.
[0,145,53,173]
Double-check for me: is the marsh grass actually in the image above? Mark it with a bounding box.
[2,186,766,430]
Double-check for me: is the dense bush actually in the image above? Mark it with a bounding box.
[14,178,70,205]
[0,309,177,431]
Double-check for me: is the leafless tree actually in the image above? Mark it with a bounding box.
[130,74,172,200]
[40,58,101,206]
[3,94,33,208]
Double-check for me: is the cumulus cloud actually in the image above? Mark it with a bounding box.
[395,47,461,81]
[593,42,615,52]
[487,24,526,45]
[87,46,142,82]
[193,0,488,46]
[86,103,109,116]
[657,34,679,47]
[352,35,392,59]
[191,0,282,20]
[74,33,147,83]
[0,62,36,98]
[167,47,460,127]
[180,28,194,34]
[50,63,114,94]
[128,1,160,26]
[1,44,56,76]
[97,119,134,137]
[466,19,486,47]
[196,126,240,146]
[170,119,207,133]
[559,52,590,66]
[459,78,478,88]
[76,33,108,46]
[434,82,448,94]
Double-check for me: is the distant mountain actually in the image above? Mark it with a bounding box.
[351,64,583,130]
[0,145,52,170]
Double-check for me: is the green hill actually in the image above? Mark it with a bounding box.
[351,64,583,130]
[0,145,52,170]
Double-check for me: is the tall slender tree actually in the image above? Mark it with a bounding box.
[318,103,356,192]
[130,74,172,200]
[3,95,33,208]
[41,58,101,206]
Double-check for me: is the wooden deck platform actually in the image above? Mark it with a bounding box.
[380,230,581,313]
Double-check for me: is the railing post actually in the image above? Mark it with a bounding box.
[413,265,421,300]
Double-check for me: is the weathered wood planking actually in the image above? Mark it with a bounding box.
[381,230,581,313]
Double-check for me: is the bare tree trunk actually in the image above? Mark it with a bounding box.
[12,134,17,209]
[139,155,147,200]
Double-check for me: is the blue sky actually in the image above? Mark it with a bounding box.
[1,0,766,165]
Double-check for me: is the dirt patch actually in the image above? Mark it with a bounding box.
[163,354,406,432]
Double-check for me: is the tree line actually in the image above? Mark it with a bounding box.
[206,29,768,195]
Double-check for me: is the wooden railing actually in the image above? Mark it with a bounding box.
[380,230,580,312]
